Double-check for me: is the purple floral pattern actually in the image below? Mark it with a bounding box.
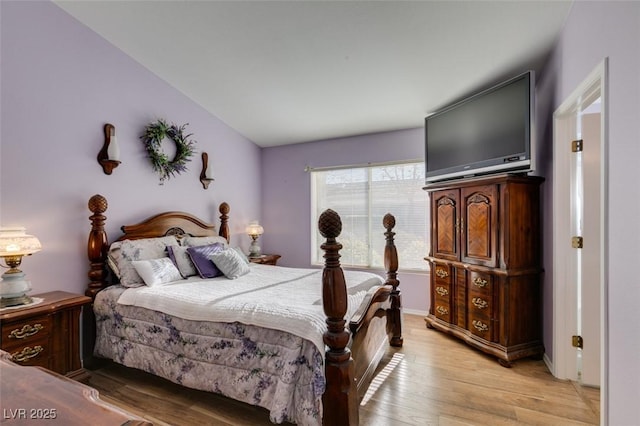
[94,286,324,425]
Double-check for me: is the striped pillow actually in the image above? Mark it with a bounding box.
[210,248,250,279]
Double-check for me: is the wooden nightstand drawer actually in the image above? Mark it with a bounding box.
[8,338,50,368]
[2,315,52,350]
[249,254,281,265]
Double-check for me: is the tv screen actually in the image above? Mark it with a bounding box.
[425,71,534,183]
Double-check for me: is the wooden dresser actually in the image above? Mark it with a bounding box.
[423,174,544,366]
[0,350,150,425]
[0,291,91,380]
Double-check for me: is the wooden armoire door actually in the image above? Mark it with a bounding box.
[460,185,498,267]
[430,189,459,261]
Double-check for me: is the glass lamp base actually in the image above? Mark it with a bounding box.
[0,271,32,308]
[0,294,33,308]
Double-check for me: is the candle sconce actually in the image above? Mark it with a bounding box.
[200,152,214,189]
[97,123,121,175]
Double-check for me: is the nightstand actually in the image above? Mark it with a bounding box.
[249,254,281,265]
[0,291,92,381]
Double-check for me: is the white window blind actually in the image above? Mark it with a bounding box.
[310,161,428,271]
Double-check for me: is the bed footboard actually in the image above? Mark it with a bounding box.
[319,210,402,426]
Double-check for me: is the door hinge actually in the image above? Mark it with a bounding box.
[572,139,583,152]
[572,236,583,249]
[572,335,584,349]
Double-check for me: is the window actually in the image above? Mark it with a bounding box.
[310,161,428,271]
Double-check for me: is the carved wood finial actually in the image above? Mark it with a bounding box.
[319,209,358,425]
[219,202,230,242]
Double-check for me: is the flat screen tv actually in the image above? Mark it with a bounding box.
[425,71,535,183]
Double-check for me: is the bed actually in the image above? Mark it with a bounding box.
[84,194,402,425]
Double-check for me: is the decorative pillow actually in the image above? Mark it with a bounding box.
[181,235,228,248]
[232,247,250,264]
[106,241,123,279]
[167,245,198,278]
[210,248,251,279]
[132,258,182,287]
[118,236,179,287]
[186,243,225,278]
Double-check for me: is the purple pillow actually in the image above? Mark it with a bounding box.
[186,243,225,278]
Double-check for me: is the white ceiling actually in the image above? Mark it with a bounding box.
[54,1,573,147]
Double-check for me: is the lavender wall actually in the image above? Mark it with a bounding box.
[543,2,640,423]
[0,1,261,297]
[261,128,429,313]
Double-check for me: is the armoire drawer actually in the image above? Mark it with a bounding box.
[468,271,493,294]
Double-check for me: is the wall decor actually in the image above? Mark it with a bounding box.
[140,119,196,184]
[199,152,214,189]
[97,123,121,175]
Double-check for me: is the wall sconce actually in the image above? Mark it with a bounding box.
[245,221,264,258]
[98,123,121,175]
[0,227,42,308]
[200,152,214,189]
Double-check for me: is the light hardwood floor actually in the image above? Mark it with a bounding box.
[87,314,600,425]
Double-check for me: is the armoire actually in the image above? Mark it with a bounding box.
[423,174,544,366]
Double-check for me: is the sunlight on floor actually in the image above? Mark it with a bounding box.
[360,353,404,406]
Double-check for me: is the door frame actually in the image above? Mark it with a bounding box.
[552,59,608,424]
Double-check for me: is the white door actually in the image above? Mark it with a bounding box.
[553,59,607,399]
[578,110,602,387]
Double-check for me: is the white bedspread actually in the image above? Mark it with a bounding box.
[117,264,384,353]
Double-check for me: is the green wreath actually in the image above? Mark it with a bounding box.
[141,119,196,184]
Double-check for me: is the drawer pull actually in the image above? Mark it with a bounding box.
[9,323,44,339]
[436,306,449,316]
[435,268,449,279]
[472,320,489,332]
[435,286,448,297]
[11,346,44,363]
[472,297,488,309]
[472,277,488,288]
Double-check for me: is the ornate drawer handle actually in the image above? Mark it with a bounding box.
[11,346,44,363]
[435,268,449,279]
[472,297,488,309]
[472,277,488,288]
[472,320,489,332]
[436,306,449,315]
[435,286,448,297]
[9,323,44,339]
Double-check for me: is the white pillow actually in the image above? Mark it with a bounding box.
[210,248,250,279]
[132,258,182,287]
[119,236,179,287]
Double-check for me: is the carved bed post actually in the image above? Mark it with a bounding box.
[85,194,109,366]
[319,209,358,426]
[219,202,230,243]
[87,194,109,298]
[383,213,403,347]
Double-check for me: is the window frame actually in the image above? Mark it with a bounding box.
[309,160,429,272]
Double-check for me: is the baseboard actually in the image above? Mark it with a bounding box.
[403,308,428,317]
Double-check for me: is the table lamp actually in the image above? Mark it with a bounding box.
[0,227,42,308]
[245,221,264,258]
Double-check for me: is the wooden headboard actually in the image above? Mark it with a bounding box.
[86,194,230,300]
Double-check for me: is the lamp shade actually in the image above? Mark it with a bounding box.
[0,227,42,256]
[245,221,264,237]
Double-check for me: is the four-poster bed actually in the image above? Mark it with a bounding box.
[84,194,402,425]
